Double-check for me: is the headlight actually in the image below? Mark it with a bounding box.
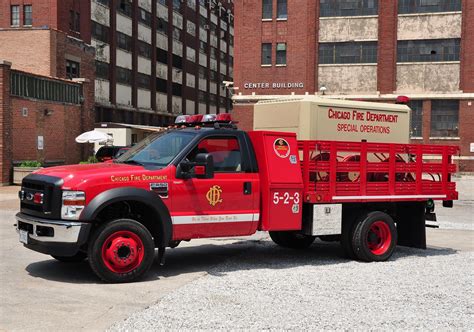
[61,191,86,220]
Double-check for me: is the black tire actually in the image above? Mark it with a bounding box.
[51,251,87,263]
[88,219,155,283]
[269,231,316,249]
[352,211,397,262]
[340,213,360,259]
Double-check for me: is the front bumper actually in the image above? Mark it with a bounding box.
[15,212,91,256]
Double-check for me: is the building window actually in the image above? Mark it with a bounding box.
[187,0,196,11]
[69,11,81,32]
[97,0,110,6]
[138,8,152,27]
[137,73,151,89]
[319,41,377,64]
[261,43,272,65]
[210,70,217,81]
[138,40,152,58]
[172,55,183,69]
[277,0,287,19]
[431,100,459,137]
[156,78,167,93]
[23,5,32,26]
[409,100,423,137]
[11,5,20,26]
[96,61,109,80]
[172,27,182,41]
[199,66,207,79]
[157,48,168,64]
[276,43,287,65]
[116,67,132,85]
[172,83,182,96]
[117,32,132,51]
[210,47,218,59]
[398,0,461,14]
[66,60,80,79]
[173,0,182,11]
[158,0,167,6]
[117,0,132,17]
[157,18,168,35]
[320,0,378,17]
[198,91,206,103]
[262,0,272,19]
[92,21,109,43]
[397,39,460,63]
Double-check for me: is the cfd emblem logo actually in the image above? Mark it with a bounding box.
[206,185,223,206]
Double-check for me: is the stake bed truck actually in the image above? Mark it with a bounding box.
[15,105,458,282]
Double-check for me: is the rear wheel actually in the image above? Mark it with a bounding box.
[352,211,397,262]
[88,219,155,283]
[51,251,87,263]
[269,231,316,249]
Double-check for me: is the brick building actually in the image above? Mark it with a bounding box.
[0,1,96,184]
[233,0,474,171]
[91,0,235,128]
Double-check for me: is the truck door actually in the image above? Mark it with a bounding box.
[171,134,259,240]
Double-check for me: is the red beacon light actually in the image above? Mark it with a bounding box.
[202,114,217,123]
[175,115,191,124]
[188,114,204,123]
[396,96,410,105]
[216,113,232,122]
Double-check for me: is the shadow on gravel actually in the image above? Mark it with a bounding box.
[24,239,458,284]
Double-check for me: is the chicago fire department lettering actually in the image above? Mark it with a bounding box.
[206,185,223,206]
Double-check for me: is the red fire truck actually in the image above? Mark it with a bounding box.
[16,112,458,282]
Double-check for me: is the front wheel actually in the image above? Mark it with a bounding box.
[88,219,155,283]
[269,231,316,249]
[352,211,397,262]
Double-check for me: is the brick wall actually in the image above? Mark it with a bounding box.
[0,62,13,185]
[232,104,254,132]
[0,0,91,43]
[234,0,317,95]
[377,0,398,94]
[461,1,474,93]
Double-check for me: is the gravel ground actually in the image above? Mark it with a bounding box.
[110,240,473,331]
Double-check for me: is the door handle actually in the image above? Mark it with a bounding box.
[243,182,252,195]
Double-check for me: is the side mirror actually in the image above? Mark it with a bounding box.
[176,153,214,179]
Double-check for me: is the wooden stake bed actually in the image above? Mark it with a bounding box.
[299,140,459,204]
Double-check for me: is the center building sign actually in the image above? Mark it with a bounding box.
[243,82,304,89]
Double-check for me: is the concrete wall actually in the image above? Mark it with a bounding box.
[319,17,378,42]
[396,63,461,93]
[398,13,462,40]
[319,65,377,94]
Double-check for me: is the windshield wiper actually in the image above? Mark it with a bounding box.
[122,160,144,166]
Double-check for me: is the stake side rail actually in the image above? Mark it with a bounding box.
[298,140,459,204]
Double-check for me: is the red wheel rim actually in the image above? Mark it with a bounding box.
[366,221,392,256]
[101,231,145,273]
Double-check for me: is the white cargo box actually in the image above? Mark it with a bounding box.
[253,97,411,144]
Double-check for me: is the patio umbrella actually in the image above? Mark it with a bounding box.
[75,130,113,144]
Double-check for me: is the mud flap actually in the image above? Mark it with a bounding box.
[396,202,426,249]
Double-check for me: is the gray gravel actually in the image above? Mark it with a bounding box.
[110,240,473,331]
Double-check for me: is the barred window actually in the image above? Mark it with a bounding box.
[117,32,132,52]
[277,0,287,19]
[262,0,272,19]
[138,40,152,59]
[11,5,19,26]
[398,0,461,14]
[261,43,272,65]
[137,73,151,89]
[319,42,377,64]
[92,21,109,43]
[138,8,152,27]
[96,61,109,80]
[117,0,132,17]
[10,72,82,104]
[408,100,423,137]
[397,39,460,63]
[320,0,378,17]
[116,67,132,85]
[431,100,459,137]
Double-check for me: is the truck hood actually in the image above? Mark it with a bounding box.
[34,163,147,188]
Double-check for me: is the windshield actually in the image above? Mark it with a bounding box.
[115,130,196,168]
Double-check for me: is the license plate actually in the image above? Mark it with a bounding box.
[19,229,29,244]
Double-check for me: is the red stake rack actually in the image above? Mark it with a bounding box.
[298,140,459,204]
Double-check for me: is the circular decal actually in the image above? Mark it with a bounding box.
[273,138,290,158]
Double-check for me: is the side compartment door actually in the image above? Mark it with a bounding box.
[171,134,259,240]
